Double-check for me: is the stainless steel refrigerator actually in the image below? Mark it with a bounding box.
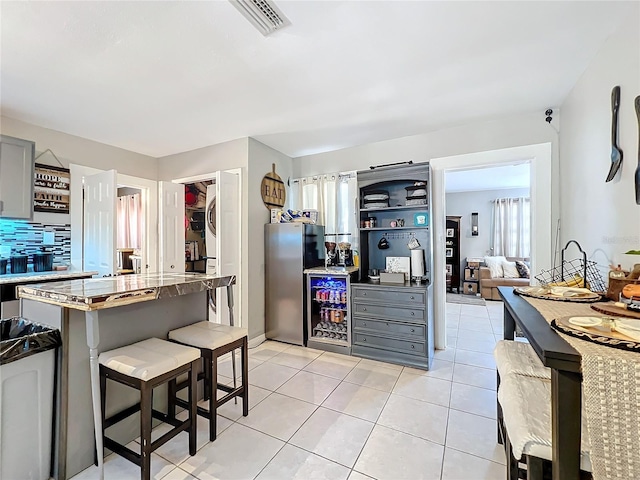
[265,223,325,345]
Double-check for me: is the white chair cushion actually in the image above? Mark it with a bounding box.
[494,340,551,379]
[169,321,248,350]
[99,337,200,381]
[498,374,592,471]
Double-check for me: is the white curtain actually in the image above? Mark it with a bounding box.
[290,172,358,248]
[117,193,142,248]
[492,197,530,257]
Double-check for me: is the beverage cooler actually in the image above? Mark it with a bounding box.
[306,268,358,354]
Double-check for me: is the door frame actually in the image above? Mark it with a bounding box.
[430,143,552,350]
[172,169,244,327]
[69,164,158,273]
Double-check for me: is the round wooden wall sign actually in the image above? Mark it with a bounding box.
[261,163,286,210]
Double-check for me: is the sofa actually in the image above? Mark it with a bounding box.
[479,257,530,301]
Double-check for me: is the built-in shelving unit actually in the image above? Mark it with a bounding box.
[351,163,434,370]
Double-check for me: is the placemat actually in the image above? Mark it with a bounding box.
[591,302,640,319]
[514,286,601,303]
[551,316,640,354]
[522,296,640,480]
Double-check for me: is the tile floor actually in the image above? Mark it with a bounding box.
[72,300,507,480]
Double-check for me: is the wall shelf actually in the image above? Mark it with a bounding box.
[360,205,429,213]
[360,226,428,232]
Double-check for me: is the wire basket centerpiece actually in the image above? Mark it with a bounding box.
[534,240,606,294]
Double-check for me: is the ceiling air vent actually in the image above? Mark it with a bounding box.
[229,0,291,36]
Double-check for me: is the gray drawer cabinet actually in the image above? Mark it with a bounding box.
[0,135,35,219]
[351,283,434,370]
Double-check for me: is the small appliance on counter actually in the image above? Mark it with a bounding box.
[324,235,338,267]
[33,248,53,272]
[10,251,28,274]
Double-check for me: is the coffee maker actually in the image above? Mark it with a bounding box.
[324,235,338,267]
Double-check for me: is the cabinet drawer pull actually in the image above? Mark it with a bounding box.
[363,307,367,311]
[363,292,367,296]
[410,295,414,299]
[386,322,389,327]
[411,328,415,333]
[363,322,367,327]
[411,344,415,349]
[362,337,367,342]
[411,312,415,316]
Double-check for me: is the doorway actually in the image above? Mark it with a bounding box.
[69,164,158,276]
[183,180,213,274]
[430,143,553,349]
[444,163,531,298]
[171,171,241,327]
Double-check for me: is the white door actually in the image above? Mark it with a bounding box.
[84,170,117,277]
[159,181,185,273]
[216,171,240,325]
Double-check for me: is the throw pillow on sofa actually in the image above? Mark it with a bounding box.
[515,260,530,279]
[502,260,520,279]
[484,255,507,278]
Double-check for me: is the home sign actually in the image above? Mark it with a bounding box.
[34,163,70,214]
[261,163,286,210]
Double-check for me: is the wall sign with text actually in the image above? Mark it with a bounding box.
[34,163,70,214]
[261,163,286,210]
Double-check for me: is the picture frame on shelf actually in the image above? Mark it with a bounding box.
[445,264,452,275]
[445,248,453,258]
[446,228,454,237]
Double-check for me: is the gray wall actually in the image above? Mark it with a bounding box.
[559,13,640,272]
[445,187,530,281]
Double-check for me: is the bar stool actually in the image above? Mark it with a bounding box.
[168,321,249,441]
[99,338,200,480]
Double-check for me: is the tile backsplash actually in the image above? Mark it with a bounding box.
[0,219,71,266]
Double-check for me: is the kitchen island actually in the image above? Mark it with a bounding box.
[18,272,236,480]
[0,270,96,317]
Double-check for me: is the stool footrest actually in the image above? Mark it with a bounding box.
[150,419,191,452]
[104,437,141,465]
[104,404,140,429]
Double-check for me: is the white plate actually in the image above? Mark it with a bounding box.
[369,275,380,281]
[568,317,602,327]
[615,318,640,331]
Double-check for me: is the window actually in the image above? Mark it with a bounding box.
[492,197,530,257]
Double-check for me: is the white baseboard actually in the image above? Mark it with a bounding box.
[248,334,266,349]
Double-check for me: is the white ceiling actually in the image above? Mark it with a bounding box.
[445,163,530,193]
[0,1,633,159]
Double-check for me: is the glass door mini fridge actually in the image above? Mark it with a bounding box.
[306,268,358,354]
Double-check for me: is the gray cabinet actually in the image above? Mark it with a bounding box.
[351,283,433,369]
[0,135,35,219]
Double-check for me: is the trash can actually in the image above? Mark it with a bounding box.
[1,317,61,480]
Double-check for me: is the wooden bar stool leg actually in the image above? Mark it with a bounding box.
[242,337,249,417]
[168,378,177,420]
[209,353,218,442]
[527,456,544,480]
[140,383,152,480]
[189,359,198,455]
[231,349,238,405]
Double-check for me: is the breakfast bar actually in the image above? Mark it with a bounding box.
[18,273,236,480]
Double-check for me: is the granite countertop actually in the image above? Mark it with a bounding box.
[17,273,236,311]
[0,270,97,286]
[304,266,360,275]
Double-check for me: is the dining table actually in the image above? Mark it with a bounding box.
[498,286,640,480]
